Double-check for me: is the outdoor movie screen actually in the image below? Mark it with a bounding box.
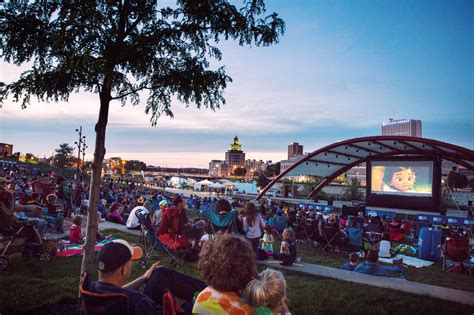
[370,160,433,197]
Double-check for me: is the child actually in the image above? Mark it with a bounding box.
[273,228,297,266]
[261,225,275,252]
[244,268,291,315]
[70,215,85,244]
[383,166,416,193]
[341,252,359,271]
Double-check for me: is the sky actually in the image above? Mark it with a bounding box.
[0,0,473,167]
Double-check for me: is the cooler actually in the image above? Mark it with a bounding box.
[418,227,441,261]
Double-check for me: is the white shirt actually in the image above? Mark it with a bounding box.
[243,214,265,239]
[126,206,149,228]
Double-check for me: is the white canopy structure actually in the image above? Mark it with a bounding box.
[209,182,226,189]
[194,179,214,191]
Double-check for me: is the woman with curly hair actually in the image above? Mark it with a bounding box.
[193,233,273,314]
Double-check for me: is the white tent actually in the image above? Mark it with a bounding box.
[169,176,186,188]
[194,179,214,191]
[199,179,213,185]
[209,182,226,189]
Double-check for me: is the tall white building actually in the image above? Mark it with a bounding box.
[381,119,422,137]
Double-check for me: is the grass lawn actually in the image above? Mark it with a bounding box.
[292,240,474,293]
[0,228,473,314]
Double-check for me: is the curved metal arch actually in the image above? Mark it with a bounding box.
[256,136,474,200]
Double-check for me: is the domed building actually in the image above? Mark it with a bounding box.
[225,136,246,175]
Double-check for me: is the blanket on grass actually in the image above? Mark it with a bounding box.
[56,236,114,257]
[378,254,434,268]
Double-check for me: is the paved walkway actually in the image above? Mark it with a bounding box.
[99,220,141,236]
[260,260,474,306]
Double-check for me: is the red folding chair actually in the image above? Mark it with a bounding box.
[79,272,130,315]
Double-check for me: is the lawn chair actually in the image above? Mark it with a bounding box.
[442,235,471,273]
[208,209,239,235]
[79,272,129,315]
[319,224,348,253]
[269,215,288,241]
[135,209,179,268]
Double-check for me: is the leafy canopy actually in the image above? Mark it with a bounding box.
[0,0,285,125]
[54,143,74,169]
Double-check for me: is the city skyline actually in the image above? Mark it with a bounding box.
[1,1,472,167]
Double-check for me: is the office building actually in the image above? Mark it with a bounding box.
[0,143,13,158]
[225,136,246,175]
[381,119,422,137]
[288,142,303,159]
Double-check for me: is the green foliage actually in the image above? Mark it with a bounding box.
[264,162,280,177]
[24,152,39,164]
[233,166,246,177]
[343,178,363,201]
[255,174,270,188]
[53,143,74,169]
[0,1,285,123]
[447,171,468,190]
[124,160,147,172]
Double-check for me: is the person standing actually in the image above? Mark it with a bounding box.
[243,202,265,256]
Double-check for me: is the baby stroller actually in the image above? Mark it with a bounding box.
[0,190,56,271]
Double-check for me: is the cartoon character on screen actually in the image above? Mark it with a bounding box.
[382,166,416,193]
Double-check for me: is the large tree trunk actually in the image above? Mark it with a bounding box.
[80,82,111,286]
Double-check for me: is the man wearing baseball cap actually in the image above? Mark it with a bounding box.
[91,239,162,314]
[91,239,206,314]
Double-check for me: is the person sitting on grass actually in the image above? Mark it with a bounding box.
[354,249,389,277]
[272,228,297,266]
[91,239,206,315]
[69,215,85,244]
[244,268,291,315]
[341,252,359,271]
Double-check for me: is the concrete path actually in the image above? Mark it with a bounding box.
[99,220,141,236]
[260,260,474,306]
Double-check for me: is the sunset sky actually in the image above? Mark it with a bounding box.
[1,0,472,167]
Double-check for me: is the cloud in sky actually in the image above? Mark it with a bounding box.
[1,1,472,167]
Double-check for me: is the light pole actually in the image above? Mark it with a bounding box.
[82,139,88,173]
[75,126,86,176]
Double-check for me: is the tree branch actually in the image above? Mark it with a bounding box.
[110,85,150,100]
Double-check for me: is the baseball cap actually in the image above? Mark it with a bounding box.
[97,239,143,272]
[159,199,169,207]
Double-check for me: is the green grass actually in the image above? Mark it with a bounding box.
[0,229,473,314]
[290,241,474,293]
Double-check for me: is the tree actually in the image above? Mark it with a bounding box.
[264,162,281,177]
[25,152,39,164]
[53,143,74,169]
[233,167,247,177]
[125,160,147,172]
[343,178,362,201]
[0,1,284,280]
[256,174,270,189]
[447,171,468,191]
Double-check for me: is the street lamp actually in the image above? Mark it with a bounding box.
[75,126,86,176]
